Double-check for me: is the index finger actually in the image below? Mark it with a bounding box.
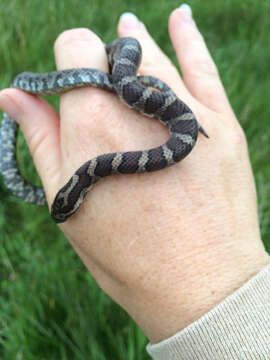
[53,28,110,166]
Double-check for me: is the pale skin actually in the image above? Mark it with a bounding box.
[0,8,269,343]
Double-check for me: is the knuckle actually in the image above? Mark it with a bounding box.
[138,39,176,74]
[213,119,248,165]
[230,123,247,148]
[186,55,219,79]
[29,129,49,159]
[222,124,248,161]
[182,32,220,79]
[140,57,178,78]
[64,91,120,151]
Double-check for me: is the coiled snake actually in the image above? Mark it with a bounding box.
[0,37,208,223]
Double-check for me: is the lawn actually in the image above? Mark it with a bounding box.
[0,0,270,359]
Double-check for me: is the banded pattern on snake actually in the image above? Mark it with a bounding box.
[0,37,208,223]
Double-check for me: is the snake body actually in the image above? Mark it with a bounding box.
[0,37,208,223]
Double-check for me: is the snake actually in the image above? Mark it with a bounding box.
[0,37,208,223]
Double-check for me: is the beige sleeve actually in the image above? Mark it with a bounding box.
[147,263,270,360]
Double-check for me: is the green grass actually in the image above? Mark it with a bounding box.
[1,0,270,358]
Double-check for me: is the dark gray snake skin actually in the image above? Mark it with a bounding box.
[0,37,208,223]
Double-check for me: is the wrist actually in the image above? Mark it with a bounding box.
[130,242,270,343]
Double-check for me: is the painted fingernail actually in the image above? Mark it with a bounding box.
[179,3,192,14]
[119,12,141,29]
[178,3,193,21]
[0,92,21,123]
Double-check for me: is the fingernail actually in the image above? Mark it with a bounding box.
[179,3,192,14]
[119,12,141,29]
[0,92,21,123]
[178,3,193,21]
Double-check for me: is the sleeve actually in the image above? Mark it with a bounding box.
[146,263,270,360]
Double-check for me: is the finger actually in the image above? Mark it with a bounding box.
[0,88,61,192]
[117,12,192,101]
[53,28,110,163]
[169,5,233,115]
[54,28,108,71]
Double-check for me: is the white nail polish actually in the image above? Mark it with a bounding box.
[119,12,140,28]
[179,3,192,16]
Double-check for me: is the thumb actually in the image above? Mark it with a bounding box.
[0,88,61,200]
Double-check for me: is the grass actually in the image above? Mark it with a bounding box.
[0,0,270,358]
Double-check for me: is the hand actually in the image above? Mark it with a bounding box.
[0,7,269,343]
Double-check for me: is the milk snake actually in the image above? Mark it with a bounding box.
[0,37,208,223]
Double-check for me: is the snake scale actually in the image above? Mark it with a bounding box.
[0,37,208,223]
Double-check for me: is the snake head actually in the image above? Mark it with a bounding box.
[50,195,70,223]
[50,179,77,223]
[50,173,92,224]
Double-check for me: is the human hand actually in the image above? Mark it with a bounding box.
[0,6,269,343]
